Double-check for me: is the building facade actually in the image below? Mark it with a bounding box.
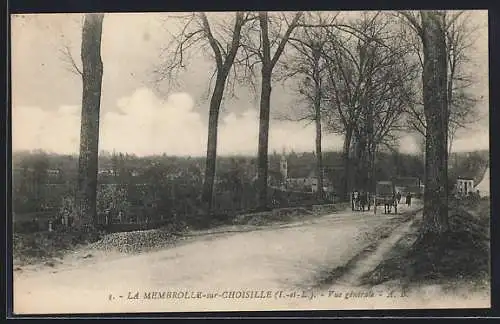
[456,177,475,196]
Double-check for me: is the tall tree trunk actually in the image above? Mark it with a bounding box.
[366,104,375,193]
[448,126,456,156]
[255,11,300,210]
[201,73,227,215]
[199,12,244,216]
[354,129,368,191]
[369,145,376,193]
[75,13,104,230]
[313,46,324,201]
[421,11,449,234]
[341,126,353,201]
[257,68,272,210]
[315,103,323,201]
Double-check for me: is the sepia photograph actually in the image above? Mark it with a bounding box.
[10,10,490,314]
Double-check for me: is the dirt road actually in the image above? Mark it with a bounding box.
[13,202,487,314]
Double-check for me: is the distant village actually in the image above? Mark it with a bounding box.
[13,149,489,199]
[10,147,489,232]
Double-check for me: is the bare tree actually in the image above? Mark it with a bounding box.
[445,12,482,154]
[320,12,416,198]
[322,25,363,200]
[278,13,334,201]
[237,11,303,210]
[74,13,105,230]
[401,10,450,235]
[402,11,481,155]
[153,12,252,215]
[238,11,400,204]
[359,33,418,192]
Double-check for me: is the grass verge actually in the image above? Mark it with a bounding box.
[361,198,490,289]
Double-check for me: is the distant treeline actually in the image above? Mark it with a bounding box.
[11,149,488,218]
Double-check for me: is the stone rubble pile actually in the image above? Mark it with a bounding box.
[89,229,183,254]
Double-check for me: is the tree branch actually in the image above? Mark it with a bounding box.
[200,12,224,69]
[270,12,303,68]
[398,11,424,39]
[59,44,83,77]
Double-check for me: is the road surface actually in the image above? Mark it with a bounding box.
[13,202,487,313]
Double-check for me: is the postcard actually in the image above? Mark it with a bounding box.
[11,10,490,314]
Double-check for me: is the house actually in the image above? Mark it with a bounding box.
[456,177,475,196]
[449,150,489,194]
[98,168,116,177]
[266,153,336,193]
[46,169,61,177]
[268,169,285,188]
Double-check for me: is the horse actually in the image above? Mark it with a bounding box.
[383,194,397,214]
[384,201,392,213]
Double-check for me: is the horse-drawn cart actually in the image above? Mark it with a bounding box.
[374,181,397,214]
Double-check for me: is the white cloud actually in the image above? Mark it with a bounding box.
[398,135,420,155]
[452,131,490,152]
[100,88,205,156]
[12,105,81,154]
[12,87,488,157]
[12,87,344,156]
[218,110,345,155]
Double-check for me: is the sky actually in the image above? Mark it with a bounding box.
[10,11,490,157]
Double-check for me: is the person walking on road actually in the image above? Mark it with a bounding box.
[351,190,357,211]
[406,192,412,207]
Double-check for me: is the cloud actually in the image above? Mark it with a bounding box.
[12,87,487,157]
[12,105,81,154]
[398,135,420,155]
[12,87,344,156]
[218,110,348,155]
[452,130,489,152]
[100,88,205,156]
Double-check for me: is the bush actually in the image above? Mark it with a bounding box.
[58,195,77,227]
[96,185,131,223]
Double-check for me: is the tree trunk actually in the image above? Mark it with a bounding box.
[421,11,449,234]
[313,47,324,201]
[75,13,104,230]
[199,12,244,216]
[255,11,299,210]
[256,68,272,210]
[369,145,376,193]
[448,126,456,156]
[366,104,375,193]
[354,129,368,191]
[201,73,227,215]
[341,126,353,201]
[315,104,323,201]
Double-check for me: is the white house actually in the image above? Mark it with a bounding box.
[46,169,61,177]
[456,177,475,196]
